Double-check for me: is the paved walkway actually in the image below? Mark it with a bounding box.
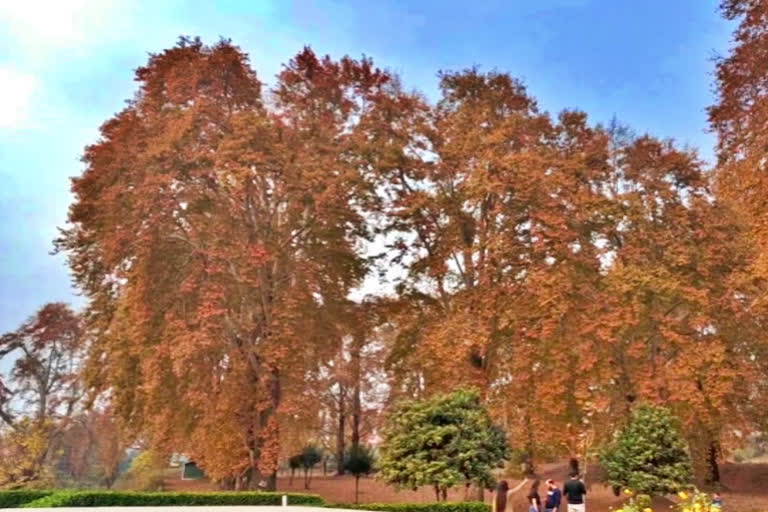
[4,507,366,512]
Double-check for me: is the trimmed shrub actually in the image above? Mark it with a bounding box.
[343,445,376,504]
[300,444,323,490]
[330,502,490,512]
[18,490,323,508]
[0,491,54,508]
[601,405,691,496]
[378,390,507,501]
[2,491,486,512]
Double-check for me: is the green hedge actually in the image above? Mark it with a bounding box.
[16,490,323,508]
[330,502,490,512]
[0,491,54,509]
[1,490,488,511]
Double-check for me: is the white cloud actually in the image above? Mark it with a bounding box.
[0,0,129,58]
[0,67,36,129]
[0,0,87,46]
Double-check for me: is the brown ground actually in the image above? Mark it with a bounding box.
[164,462,768,511]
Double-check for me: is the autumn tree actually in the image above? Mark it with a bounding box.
[370,64,764,480]
[710,0,768,290]
[57,417,94,485]
[51,29,768,489]
[590,124,766,484]
[310,300,388,475]
[709,0,768,465]
[370,69,614,469]
[56,38,396,490]
[122,450,166,491]
[0,303,84,488]
[0,303,83,425]
[0,419,55,489]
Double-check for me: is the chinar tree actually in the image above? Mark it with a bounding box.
[378,389,508,501]
[56,38,394,489]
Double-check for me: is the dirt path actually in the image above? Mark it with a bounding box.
[12,508,362,512]
[164,462,768,511]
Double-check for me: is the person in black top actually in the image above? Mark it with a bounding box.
[527,479,542,512]
[562,472,587,512]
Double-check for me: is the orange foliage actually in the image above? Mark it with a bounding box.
[58,40,392,489]
[54,31,768,489]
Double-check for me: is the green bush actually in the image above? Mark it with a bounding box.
[332,502,490,512]
[378,389,508,500]
[0,491,54,508]
[3,491,487,512]
[299,444,323,490]
[343,445,376,504]
[600,404,691,496]
[18,490,323,508]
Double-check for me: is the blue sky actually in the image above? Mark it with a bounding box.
[0,0,732,335]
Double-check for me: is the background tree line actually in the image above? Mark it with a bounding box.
[2,0,768,493]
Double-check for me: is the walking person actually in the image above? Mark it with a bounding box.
[544,479,562,512]
[492,480,510,512]
[492,478,530,512]
[527,480,542,512]
[562,472,587,512]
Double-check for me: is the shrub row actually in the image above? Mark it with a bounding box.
[0,491,54,509]
[15,490,323,508]
[0,490,489,511]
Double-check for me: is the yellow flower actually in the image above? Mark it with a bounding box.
[643,508,653,512]
[683,508,691,512]
[624,489,634,495]
[693,504,701,511]
[678,491,689,500]
[616,509,624,512]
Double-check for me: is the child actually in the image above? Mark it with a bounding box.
[711,492,723,509]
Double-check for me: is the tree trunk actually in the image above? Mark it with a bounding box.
[434,485,441,501]
[441,487,448,502]
[252,365,281,491]
[336,382,346,475]
[355,476,360,504]
[351,334,363,450]
[707,439,721,485]
[290,468,295,486]
[264,472,277,491]
[267,367,281,491]
[524,411,536,475]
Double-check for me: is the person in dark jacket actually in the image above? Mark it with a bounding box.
[562,472,587,512]
[544,479,562,512]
